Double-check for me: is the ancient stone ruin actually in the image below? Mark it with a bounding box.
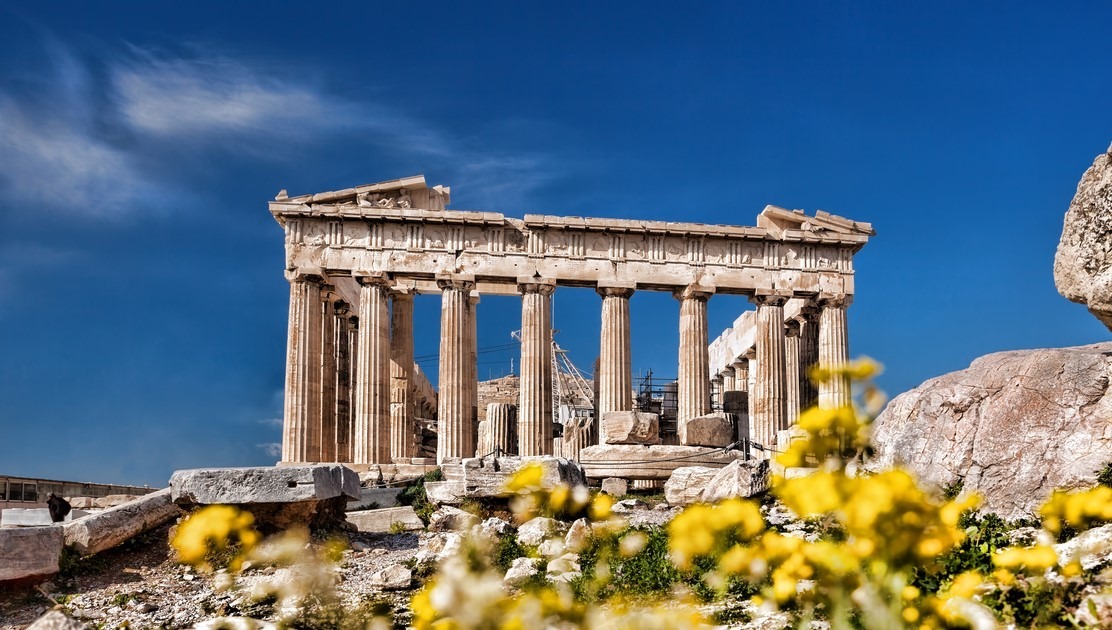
[270,175,874,484]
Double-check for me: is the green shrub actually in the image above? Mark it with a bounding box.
[396,469,444,525]
[913,511,1013,594]
[1097,461,1112,489]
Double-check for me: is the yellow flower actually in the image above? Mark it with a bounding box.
[993,545,1058,572]
[504,463,545,493]
[171,505,260,571]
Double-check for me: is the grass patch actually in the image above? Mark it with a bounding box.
[396,469,444,525]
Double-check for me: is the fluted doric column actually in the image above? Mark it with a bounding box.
[752,294,788,449]
[721,367,736,393]
[468,291,480,455]
[437,277,475,462]
[338,314,358,462]
[354,273,392,465]
[597,286,634,442]
[818,295,852,409]
[518,279,555,456]
[479,403,517,456]
[784,318,802,425]
[389,289,415,461]
[799,302,821,411]
[317,290,337,462]
[282,271,323,463]
[332,303,353,463]
[675,285,713,444]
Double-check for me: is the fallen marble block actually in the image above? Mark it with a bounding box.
[601,411,661,445]
[682,413,734,448]
[0,525,63,584]
[170,465,360,531]
[346,506,425,533]
[664,467,719,506]
[63,488,181,556]
[578,444,746,480]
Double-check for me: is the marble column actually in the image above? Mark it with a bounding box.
[518,279,555,456]
[282,271,322,463]
[745,352,757,444]
[597,286,634,442]
[483,403,517,456]
[338,314,358,463]
[733,360,749,395]
[437,277,475,462]
[389,289,415,461]
[468,291,480,455]
[752,294,788,450]
[317,292,336,462]
[353,274,392,465]
[784,318,802,426]
[332,303,353,463]
[798,302,821,411]
[818,295,852,409]
[675,285,712,444]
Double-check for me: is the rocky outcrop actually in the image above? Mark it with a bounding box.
[869,343,1112,520]
[1055,144,1112,330]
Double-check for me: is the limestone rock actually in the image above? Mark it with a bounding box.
[428,506,480,532]
[1054,144,1112,330]
[682,413,734,447]
[503,557,540,588]
[369,563,412,590]
[868,344,1112,520]
[611,499,649,513]
[564,518,592,553]
[170,465,360,504]
[67,497,97,510]
[1055,523,1112,571]
[346,506,424,533]
[546,552,581,583]
[517,517,566,547]
[63,489,181,556]
[600,411,661,445]
[701,459,771,502]
[475,517,515,538]
[26,611,90,630]
[537,538,565,557]
[93,495,140,509]
[601,478,628,496]
[1076,593,1112,627]
[424,481,466,505]
[664,466,719,506]
[0,525,63,584]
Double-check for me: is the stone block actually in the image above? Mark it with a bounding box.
[1,508,89,527]
[63,488,181,556]
[600,478,628,496]
[517,516,567,547]
[428,506,480,532]
[442,456,586,498]
[700,459,771,502]
[664,467,719,506]
[369,563,412,590]
[503,557,541,588]
[600,411,661,445]
[424,481,466,505]
[682,413,734,447]
[67,497,97,510]
[0,525,63,584]
[578,444,746,480]
[346,506,424,533]
[170,465,360,504]
[94,495,140,509]
[722,390,748,415]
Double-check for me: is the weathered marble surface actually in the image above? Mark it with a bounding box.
[346,506,424,532]
[868,343,1112,520]
[701,459,770,502]
[1055,144,1112,330]
[63,488,180,556]
[0,525,63,583]
[601,411,661,445]
[664,467,719,506]
[579,444,746,480]
[170,465,360,504]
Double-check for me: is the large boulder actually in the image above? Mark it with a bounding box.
[868,344,1112,520]
[63,488,181,556]
[701,459,771,502]
[600,411,661,445]
[1054,144,1112,330]
[664,466,719,506]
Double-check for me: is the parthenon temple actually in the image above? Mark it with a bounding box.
[270,175,873,472]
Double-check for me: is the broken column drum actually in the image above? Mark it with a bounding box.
[269,175,873,466]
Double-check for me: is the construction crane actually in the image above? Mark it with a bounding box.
[509,330,596,431]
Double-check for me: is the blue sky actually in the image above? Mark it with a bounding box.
[0,2,1108,487]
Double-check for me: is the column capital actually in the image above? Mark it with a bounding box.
[436,274,476,292]
[468,290,481,305]
[720,366,736,378]
[785,318,801,337]
[750,292,790,308]
[597,285,635,299]
[673,283,714,301]
[798,300,822,320]
[333,299,351,316]
[354,271,391,287]
[731,359,749,371]
[389,286,415,300]
[517,277,556,296]
[285,269,323,284]
[818,293,853,308]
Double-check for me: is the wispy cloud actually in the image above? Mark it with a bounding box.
[256,417,283,429]
[0,38,560,218]
[257,442,282,458]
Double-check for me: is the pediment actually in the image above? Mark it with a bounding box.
[758,205,875,237]
[275,175,451,211]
